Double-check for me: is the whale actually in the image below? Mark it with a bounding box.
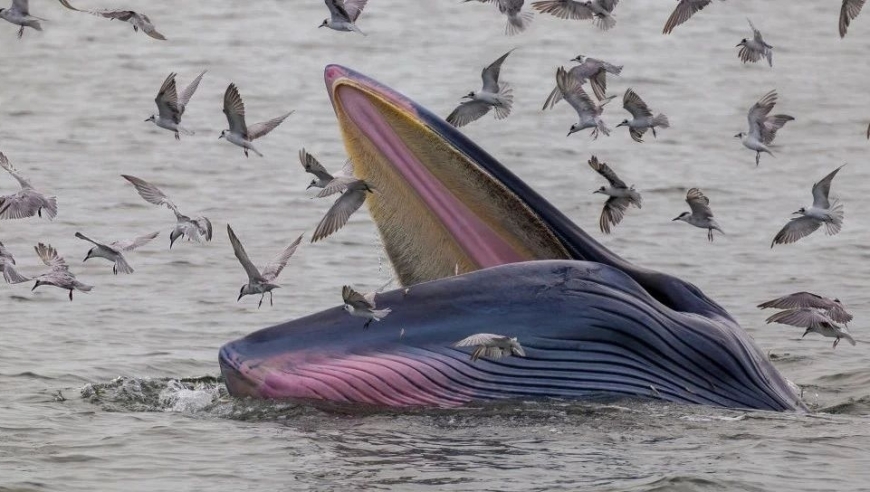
[218,65,804,411]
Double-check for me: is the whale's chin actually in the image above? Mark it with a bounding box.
[218,65,805,412]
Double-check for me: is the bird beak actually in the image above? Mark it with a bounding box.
[237,293,243,301]
[733,133,741,138]
[616,122,626,127]
[144,118,150,122]
[306,183,314,190]
[735,43,743,47]
[31,282,37,291]
[82,255,88,262]
[791,210,802,215]
[218,135,223,139]
[671,216,681,221]
[593,190,601,194]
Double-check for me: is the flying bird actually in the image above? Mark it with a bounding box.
[532,0,618,29]
[588,155,642,234]
[227,225,303,308]
[311,178,374,242]
[672,188,724,242]
[319,0,368,35]
[737,19,773,67]
[0,152,57,221]
[121,175,213,249]
[0,241,28,284]
[556,66,615,139]
[298,149,353,191]
[766,308,855,348]
[220,83,293,157]
[542,55,622,108]
[75,231,159,275]
[0,0,43,38]
[57,0,166,40]
[758,292,853,325]
[453,333,526,361]
[342,285,391,329]
[31,243,93,301]
[840,0,865,37]
[616,88,669,142]
[145,71,206,140]
[734,90,794,166]
[464,0,534,35]
[771,165,844,248]
[446,49,515,128]
[662,0,723,34]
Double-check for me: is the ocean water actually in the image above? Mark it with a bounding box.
[1,0,869,490]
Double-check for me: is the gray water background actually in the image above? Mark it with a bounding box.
[1,0,870,490]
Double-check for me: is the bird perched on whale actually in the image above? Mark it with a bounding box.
[447,49,516,128]
[342,285,391,329]
[319,0,368,35]
[227,225,303,308]
[57,0,166,40]
[75,231,159,275]
[220,83,293,158]
[0,152,57,221]
[588,156,641,234]
[735,90,794,166]
[121,175,213,249]
[454,333,526,361]
[0,0,44,38]
[145,71,206,140]
[771,165,844,247]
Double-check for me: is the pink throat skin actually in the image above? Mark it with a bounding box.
[334,85,526,269]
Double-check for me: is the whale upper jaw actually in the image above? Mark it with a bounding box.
[217,65,805,411]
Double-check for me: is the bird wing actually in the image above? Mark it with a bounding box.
[747,90,778,139]
[446,100,493,128]
[497,0,524,15]
[337,159,355,177]
[454,333,508,347]
[121,175,179,213]
[599,196,631,234]
[588,155,626,188]
[811,165,844,209]
[599,0,619,12]
[35,243,68,272]
[759,115,794,144]
[685,188,713,219]
[0,190,55,220]
[194,216,213,241]
[765,308,834,329]
[0,152,33,190]
[247,111,293,141]
[588,70,608,101]
[556,67,596,116]
[325,0,352,22]
[13,0,29,15]
[481,49,515,94]
[748,18,764,43]
[154,73,181,123]
[623,88,653,119]
[342,285,374,309]
[299,149,334,181]
[771,216,822,247]
[530,0,594,20]
[1,261,29,284]
[840,0,866,37]
[662,0,713,34]
[223,83,248,137]
[74,232,110,250]
[261,233,303,282]
[177,70,206,112]
[343,0,368,21]
[738,45,763,64]
[316,176,358,198]
[227,224,263,282]
[130,13,166,40]
[110,231,160,252]
[311,188,368,242]
[758,292,837,311]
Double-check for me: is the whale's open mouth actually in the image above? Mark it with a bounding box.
[217,66,804,411]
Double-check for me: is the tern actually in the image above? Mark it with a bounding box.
[663,0,723,34]
[542,55,622,108]
[454,333,526,361]
[735,90,794,166]
[758,292,853,325]
[766,308,855,348]
[145,71,206,140]
[227,225,303,308]
[616,88,669,142]
[342,285,391,329]
[588,155,642,234]
[319,0,368,35]
[771,165,845,248]
[556,66,615,139]
[532,0,618,29]
[31,243,92,301]
[220,83,293,157]
[121,175,213,249]
[0,152,57,221]
[58,0,166,40]
[299,149,353,191]
[737,19,773,67]
[75,231,159,275]
[447,49,515,128]
[464,0,534,35]
[672,188,724,242]
[0,0,43,38]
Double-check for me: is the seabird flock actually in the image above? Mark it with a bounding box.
[0,0,865,358]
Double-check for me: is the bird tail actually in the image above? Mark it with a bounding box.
[371,308,392,321]
[30,20,43,31]
[114,256,134,275]
[41,196,58,220]
[824,198,844,235]
[75,282,94,293]
[629,189,643,209]
[596,119,611,137]
[607,64,624,76]
[542,85,562,111]
[248,144,264,157]
[177,126,195,136]
[348,23,367,36]
[843,332,857,346]
[505,10,533,36]
[494,83,514,119]
[653,113,670,129]
[766,49,773,67]
[597,94,617,108]
[2,264,29,284]
[594,13,616,31]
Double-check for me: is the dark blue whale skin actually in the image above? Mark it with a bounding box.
[218,65,804,411]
